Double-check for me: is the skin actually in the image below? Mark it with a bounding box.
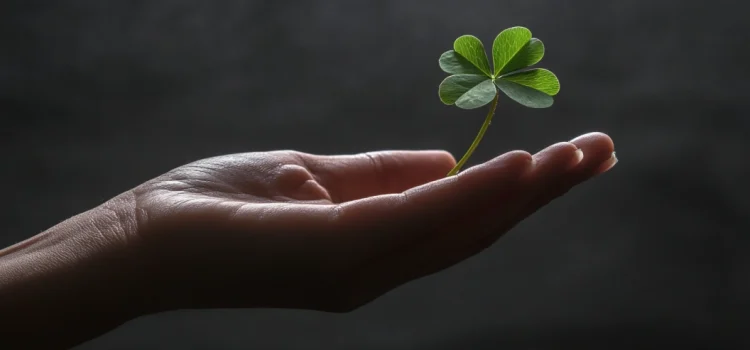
[0,132,616,349]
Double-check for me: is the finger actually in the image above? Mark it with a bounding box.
[336,141,581,263]
[334,142,586,306]
[514,132,617,221]
[306,150,456,202]
[568,132,617,179]
[331,150,531,251]
[492,132,617,242]
[400,142,584,260]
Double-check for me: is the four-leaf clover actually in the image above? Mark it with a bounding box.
[438,26,560,109]
[439,26,561,176]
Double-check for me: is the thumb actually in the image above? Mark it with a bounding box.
[306,150,457,202]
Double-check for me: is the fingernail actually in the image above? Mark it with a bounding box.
[595,152,618,174]
[572,148,584,166]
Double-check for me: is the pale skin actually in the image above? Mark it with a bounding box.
[0,132,616,349]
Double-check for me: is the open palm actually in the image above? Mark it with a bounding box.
[125,133,615,314]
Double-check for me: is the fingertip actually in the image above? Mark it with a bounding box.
[527,142,584,177]
[426,150,458,168]
[594,151,618,175]
[457,149,534,181]
[489,150,535,176]
[491,150,534,167]
[407,150,458,177]
[533,142,579,160]
[567,132,617,178]
[569,132,615,153]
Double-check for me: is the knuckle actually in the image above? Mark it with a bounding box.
[364,152,385,173]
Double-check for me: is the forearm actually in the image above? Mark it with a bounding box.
[0,194,148,349]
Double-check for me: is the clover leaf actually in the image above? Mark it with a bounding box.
[437,26,560,175]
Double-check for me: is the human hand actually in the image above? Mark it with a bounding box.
[0,132,615,348]
[122,132,616,314]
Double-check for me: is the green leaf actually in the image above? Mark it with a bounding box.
[455,79,497,109]
[501,38,545,75]
[500,68,560,96]
[492,26,533,76]
[438,74,488,105]
[438,74,496,109]
[439,50,486,75]
[495,78,554,108]
[453,35,492,77]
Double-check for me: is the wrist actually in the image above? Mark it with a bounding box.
[0,191,150,348]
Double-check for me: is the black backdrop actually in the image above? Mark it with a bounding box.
[2,1,749,349]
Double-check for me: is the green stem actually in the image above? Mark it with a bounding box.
[447,92,500,176]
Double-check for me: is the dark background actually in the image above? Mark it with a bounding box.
[2,0,749,349]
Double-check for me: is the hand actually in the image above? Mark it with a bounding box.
[0,132,616,348]
[126,132,616,313]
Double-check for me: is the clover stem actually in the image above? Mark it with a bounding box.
[447,91,500,176]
